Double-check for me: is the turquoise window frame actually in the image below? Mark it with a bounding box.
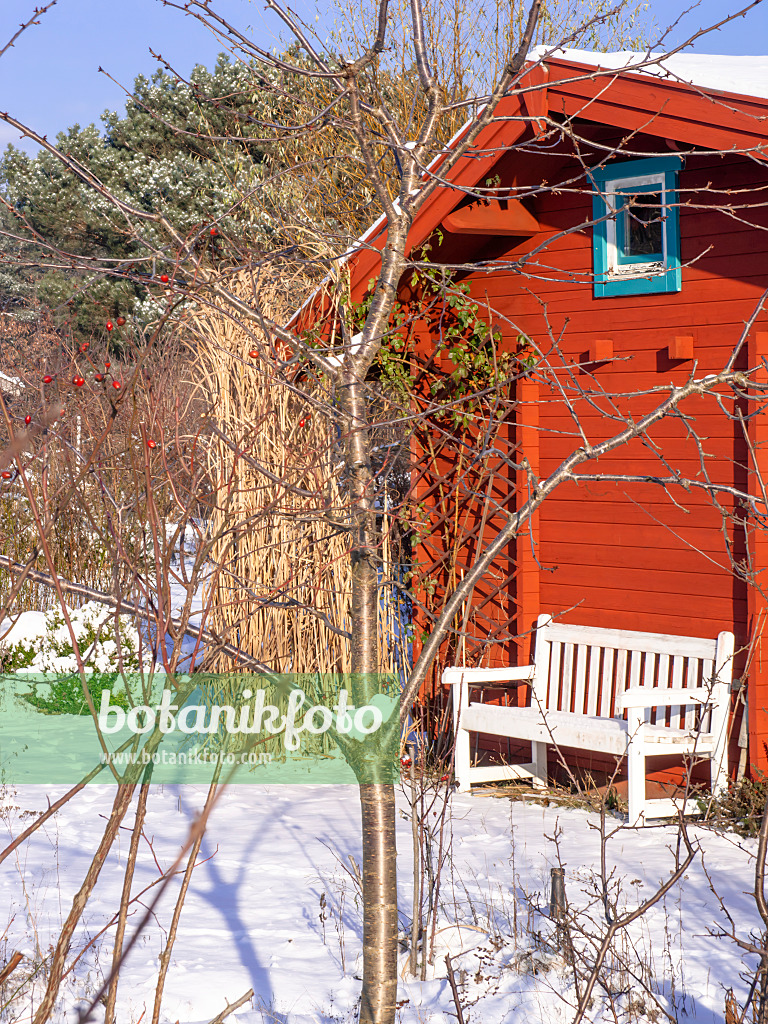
[591,156,682,298]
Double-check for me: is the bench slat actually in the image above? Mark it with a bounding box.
[657,653,669,684]
[671,656,683,689]
[669,656,683,729]
[629,650,641,694]
[540,622,718,659]
[561,643,574,713]
[461,704,630,756]
[586,646,601,717]
[642,652,656,725]
[618,685,717,709]
[574,644,588,714]
[614,649,627,716]
[679,658,696,730]
[657,654,670,726]
[547,640,561,709]
[461,703,717,752]
[599,647,614,717]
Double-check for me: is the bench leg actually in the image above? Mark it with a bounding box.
[531,741,547,790]
[627,736,646,826]
[455,726,472,793]
[711,719,729,800]
[711,748,728,800]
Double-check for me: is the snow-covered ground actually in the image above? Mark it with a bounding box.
[0,601,762,1024]
[0,779,761,1024]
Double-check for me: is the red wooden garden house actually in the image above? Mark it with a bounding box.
[334,49,768,779]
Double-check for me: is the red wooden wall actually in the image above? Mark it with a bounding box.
[329,65,768,775]
[420,141,768,774]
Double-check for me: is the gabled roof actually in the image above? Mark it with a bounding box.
[335,51,768,303]
[535,51,768,154]
[528,47,768,101]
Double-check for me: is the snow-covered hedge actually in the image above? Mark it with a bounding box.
[0,603,146,715]
[0,602,142,675]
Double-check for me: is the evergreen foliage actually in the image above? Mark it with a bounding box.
[0,55,280,336]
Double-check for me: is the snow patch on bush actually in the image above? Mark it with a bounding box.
[0,602,142,675]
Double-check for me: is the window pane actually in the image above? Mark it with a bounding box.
[623,192,662,256]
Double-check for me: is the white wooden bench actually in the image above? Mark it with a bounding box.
[445,615,734,825]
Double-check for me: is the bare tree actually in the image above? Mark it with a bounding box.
[1,1,767,1023]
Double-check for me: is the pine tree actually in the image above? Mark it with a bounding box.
[0,55,280,337]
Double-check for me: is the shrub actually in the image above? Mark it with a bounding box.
[0,636,36,673]
[1,601,145,716]
[23,672,131,716]
[699,776,768,836]
[19,601,142,675]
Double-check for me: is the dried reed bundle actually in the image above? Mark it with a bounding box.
[194,269,405,680]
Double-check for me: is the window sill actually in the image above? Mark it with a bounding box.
[594,265,681,298]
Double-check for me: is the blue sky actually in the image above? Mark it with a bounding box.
[0,0,765,155]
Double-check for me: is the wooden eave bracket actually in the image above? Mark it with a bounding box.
[438,68,548,241]
[443,197,540,236]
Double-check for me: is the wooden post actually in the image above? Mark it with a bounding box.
[549,866,571,961]
[516,379,541,666]
[748,332,768,775]
[549,866,566,920]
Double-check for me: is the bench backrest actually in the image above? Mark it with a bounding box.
[532,615,734,732]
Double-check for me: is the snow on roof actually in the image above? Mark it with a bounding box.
[528,47,768,102]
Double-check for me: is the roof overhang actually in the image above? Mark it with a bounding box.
[293,55,768,321]
[541,54,768,156]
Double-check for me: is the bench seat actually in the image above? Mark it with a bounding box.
[461,703,719,757]
[447,615,734,824]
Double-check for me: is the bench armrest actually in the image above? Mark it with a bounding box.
[617,686,722,711]
[443,665,534,687]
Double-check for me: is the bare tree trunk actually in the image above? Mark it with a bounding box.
[359,784,398,1024]
[345,376,399,1022]
[339,244,401,1018]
